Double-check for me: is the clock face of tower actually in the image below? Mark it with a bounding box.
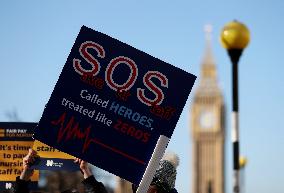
[199,109,216,130]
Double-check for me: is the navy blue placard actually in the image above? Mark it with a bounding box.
[33,25,196,185]
[30,158,79,171]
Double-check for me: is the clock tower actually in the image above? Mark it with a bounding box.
[191,25,225,193]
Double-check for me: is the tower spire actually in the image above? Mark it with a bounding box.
[196,24,221,96]
[201,24,217,79]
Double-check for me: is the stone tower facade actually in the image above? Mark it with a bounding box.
[191,25,225,193]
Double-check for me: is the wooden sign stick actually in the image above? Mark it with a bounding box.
[136,135,170,193]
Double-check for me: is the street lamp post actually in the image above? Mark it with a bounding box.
[220,20,250,193]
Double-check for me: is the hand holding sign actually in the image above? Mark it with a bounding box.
[74,158,93,179]
[20,149,38,181]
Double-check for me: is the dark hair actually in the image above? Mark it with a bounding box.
[61,189,79,193]
[131,184,167,193]
[132,183,138,192]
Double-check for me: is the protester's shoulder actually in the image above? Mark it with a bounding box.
[82,175,101,185]
[14,176,31,193]
[82,175,108,193]
[170,188,178,193]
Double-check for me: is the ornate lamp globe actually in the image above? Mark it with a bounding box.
[220,20,250,50]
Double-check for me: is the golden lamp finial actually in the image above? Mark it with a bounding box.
[239,156,247,169]
[220,20,250,50]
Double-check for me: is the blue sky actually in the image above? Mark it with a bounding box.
[0,1,284,193]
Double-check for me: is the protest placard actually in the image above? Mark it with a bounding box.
[33,25,196,186]
[0,122,39,191]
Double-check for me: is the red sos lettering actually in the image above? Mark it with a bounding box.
[73,41,168,106]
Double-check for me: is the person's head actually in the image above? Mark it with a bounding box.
[61,189,79,193]
[132,152,179,193]
[132,180,167,193]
